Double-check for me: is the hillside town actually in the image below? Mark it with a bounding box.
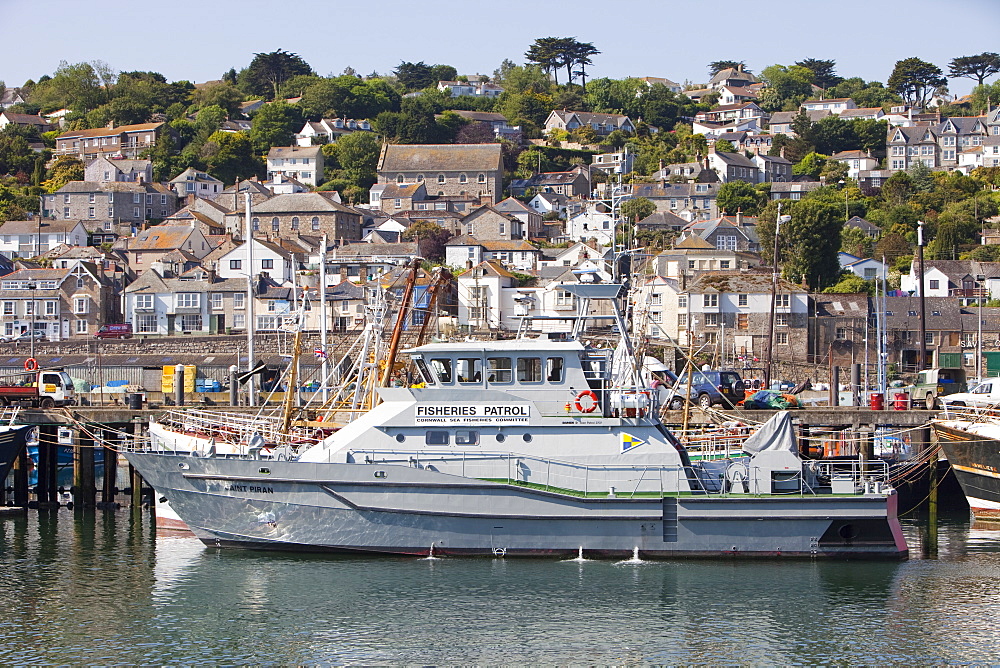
[1,44,1000,386]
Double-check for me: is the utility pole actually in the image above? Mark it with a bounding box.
[245,192,256,406]
[763,205,791,388]
[917,220,927,372]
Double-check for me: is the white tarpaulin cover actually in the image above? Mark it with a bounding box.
[741,410,798,454]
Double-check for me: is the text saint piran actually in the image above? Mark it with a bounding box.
[224,484,274,494]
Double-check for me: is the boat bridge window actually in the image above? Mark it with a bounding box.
[517,357,542,383]
[425,431,449,445]
[430,358,452,383]
[413,357,435,385]
[455,430,479,445]
[547,357,564,382]
[487,357,512,383]
[457,358,482,383]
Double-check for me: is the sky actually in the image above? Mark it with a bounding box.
[2,0,1000,97]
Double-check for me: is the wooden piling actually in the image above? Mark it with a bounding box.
[74,428,97,508]
[101,429,117,507]
[12,448,27,508]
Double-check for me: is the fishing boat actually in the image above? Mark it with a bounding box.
[933,407,1000,519]
[0,408,32,487]
[124,284,907,559]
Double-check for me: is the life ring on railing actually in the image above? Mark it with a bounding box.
[24,358,38,372]
[575,390,599,413]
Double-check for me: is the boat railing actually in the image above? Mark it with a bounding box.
[347,449,890,498]
[940,404,1000,423]
[155,409,321,448]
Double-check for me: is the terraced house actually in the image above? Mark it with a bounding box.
[248,192,362,242]
[0,262,118,340]
[887,116,990,172]
[43,181,178,224]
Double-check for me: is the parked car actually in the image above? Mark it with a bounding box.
[668,369,746,410]
[939,378,1000,409]
[907,367,968,410]
[1,330,47,343]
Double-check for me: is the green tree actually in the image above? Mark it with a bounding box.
[43,157,84,193]
[249,101,303,153]
[569,41,600,91]
[840,225,875,258]
[394,61,435,90]
[429,64,458,83]
[190,81,246,116]
[201,131,261,185]
[717,181,766,215]
[332,131,381,188]
[822,272,874,295]
[793,152,827,179]
[794,59,841,90]
[888,57,947,108]
[970,82,1000,115]
[949,52,1000,87]
[525,37,568,84]
[0,131,35,176]
[241,49,313,100]
[619,197,656,223]
[402,221,452,261]
[300,76,399,120]
[758,65,814,112]
[29,60,109,113]
[492,60,551,95]
[708,61,748,76]
[759,198,843,290]
[713,139,736,153]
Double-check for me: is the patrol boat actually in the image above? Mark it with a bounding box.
[124,284,908,559]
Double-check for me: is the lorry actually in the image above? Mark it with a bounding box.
[939,377,1000,409]
[908,367,968,410]
[0,370,76,408]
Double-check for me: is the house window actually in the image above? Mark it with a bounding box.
[252,217,260,231]
[291,216,299,230]
[776,294,790,308]
[555,290,574,307]
[650,310,662,323]
[75,320,88,335]
[836,327,847,340]
[210,293,223,309]
[437,174,446,184]
[776,313,789,326]
[271,217,280,232]
[651,294,662,306]
[88,207,95,218]
[133,207,140,218]
[232,313,245,329]
[396,174,404,183]
[176,293,200,309]
[716,235,737,250]
[459,174,467,184]
[230,260,241,270]
[737,313,748,329]
[311,217,320,231]
[704,313,719,326]
[136,314,157,333]
[234,293,245,309]
[925,332,934,344]
[678,295,687,308]
[180,314,202,331]
[776,332,788,345]
[63,208,70,219]
[133,193,141,203]
[136,294,153,310]
[703,294,718,307]
[738,294,748,307]
[73,298,88,314]
[261,259,273,269]
[678,313,687,328]
[929,280,939,290]
[1,302,12,315]
[478,173,486,184]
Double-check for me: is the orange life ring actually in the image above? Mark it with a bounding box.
[24,358,38,372]
[575,390,599,413]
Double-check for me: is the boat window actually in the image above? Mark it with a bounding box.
[546,357,564,382]
[487,357,512,383]
[395,434,406,443]
[517,357,542,383]
[456,358,482,383]
[425,431,449,445]
[495,433,506,443]
[413,357,435,385]
[522,433,533,443]
[430,358,452,383]
[455,430,479,445]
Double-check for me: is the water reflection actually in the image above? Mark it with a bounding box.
[1,508,1000,663]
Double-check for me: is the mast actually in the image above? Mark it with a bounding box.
[281,328,302,434]
[319,234,329,402]
[291,252,301,406]
[245,192,256,406]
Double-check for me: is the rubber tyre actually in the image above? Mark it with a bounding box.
[698,393,712,409]
[40,397,55,409]
[669,397,684,411]
[925,394,936,410]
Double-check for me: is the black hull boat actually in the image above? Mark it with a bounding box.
[0,425,33,488]
[934,417,1000,519]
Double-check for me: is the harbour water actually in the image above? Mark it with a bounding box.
[1,508,999,664]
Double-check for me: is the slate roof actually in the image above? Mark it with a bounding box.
[1,113,51,127]
[57,122,163,140]
[686,271,804,294]
[813,294,869,319]
[253,192,356,214]
[267,145,322,160]
[494,197,535,214]
[0,220,84,235]
[379,144,502,172]
[637,211,688,230]
[711,151,758,168]
[451,111,509,123]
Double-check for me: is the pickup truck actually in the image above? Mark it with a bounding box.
[940,377,1000,409]
[0,370,76,408]
[908,367,968,410]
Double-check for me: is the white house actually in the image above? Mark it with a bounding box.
[0,220,89,259]
[217,238,295,285]
[830,151,879,179]
[444,236,540,272]
[838,253,887,281]
[266,146,324,187]
[566,206,615,245]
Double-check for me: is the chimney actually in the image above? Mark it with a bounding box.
[779,146,786,159]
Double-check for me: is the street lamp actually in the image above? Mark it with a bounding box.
[27,281,36,360]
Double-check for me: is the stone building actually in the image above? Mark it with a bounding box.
[376,144,503,204]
